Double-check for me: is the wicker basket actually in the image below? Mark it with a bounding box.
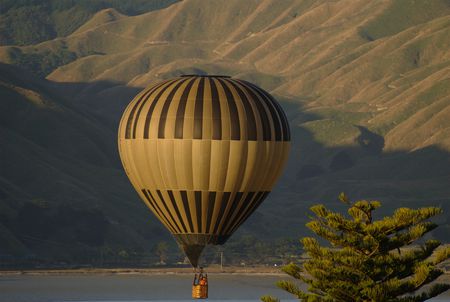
[192,284,208,299]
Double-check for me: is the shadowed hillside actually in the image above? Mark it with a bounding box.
[0,0,449,264]
[0,63,170,263]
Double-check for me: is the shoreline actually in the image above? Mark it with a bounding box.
[1,267,448,278]
[0,266,286,276]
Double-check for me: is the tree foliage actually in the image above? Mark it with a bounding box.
[263,194,450,302]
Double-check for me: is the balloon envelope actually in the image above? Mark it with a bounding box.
[118,75,290,266]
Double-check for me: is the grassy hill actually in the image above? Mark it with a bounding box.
[0,0,449,264]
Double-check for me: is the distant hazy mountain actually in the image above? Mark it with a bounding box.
[0,0,449,262]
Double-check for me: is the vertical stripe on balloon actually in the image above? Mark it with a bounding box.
[158,78,189,138]
[217,78,240,140]
[221,191,243,235]
[132,80,174,139]
[125,81,164,139]
[143,82,176,139]
[174,78,196,139]
[227,79,258,141]
[193,77,205,139]
[167,190,188,233]
[195,191,202,233]
[246,81,290,141]
[155,190,182,233]
[230,191,270,234]
[223,191,256,234]
[142,189,176,233]
[209,78,222,140]
[213,192,231,234]
[180,190,194,232]
[206,191,216,233]
[236,80,272,141]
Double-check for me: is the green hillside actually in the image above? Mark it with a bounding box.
[0,0,449,265]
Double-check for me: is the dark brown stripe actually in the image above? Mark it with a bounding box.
[217,78,240,140]
[236,80,271,140]
[230,192,269,234]
[228,192,262,234]
[209,78,222,140]
[227,79,257,140]
[271,99,290,141]
[241,80,288,141]
[142,189,176,233]
[131,80,173,139]
[255,89,282,141]
[206,191,216,232]
[195,191,202,232]
[213,192,231,234]
[193,77,205,139]
[125,93,146,139]
[251,84,290,141]
[148,190,180,233]
[221,192,243,235]
[141,189,164,223]
[180,191,194,232]
[167,190,188,233]
[125,83,162,139]
[174,78,197,139]
[223,192,255,234]
[143,82,177,139]
[156,190,182,233]
[158,78,189,138]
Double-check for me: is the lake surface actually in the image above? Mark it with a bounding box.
[0,274,448,302]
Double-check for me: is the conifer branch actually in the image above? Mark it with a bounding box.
[264,195,449,302]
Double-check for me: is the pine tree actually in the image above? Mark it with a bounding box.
[262,194,450,302]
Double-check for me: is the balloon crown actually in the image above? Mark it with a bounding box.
[180,74,231,78]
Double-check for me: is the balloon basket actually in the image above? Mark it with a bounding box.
[192,284,208,299]
[192,270,208,299]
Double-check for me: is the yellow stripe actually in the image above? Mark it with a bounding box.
[182,77,201,139]
[236,81,263,141]
[202,78,213,139]
[163,79,190,139]
[221,80,246,140]
[213,78,231,140]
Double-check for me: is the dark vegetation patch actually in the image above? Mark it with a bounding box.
[329,151,355,171]
[355,126,384,155]
[8,47,77,77]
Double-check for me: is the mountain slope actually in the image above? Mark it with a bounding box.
[0,63,169,260]
[14,0,446,155]
[0,0,179,46]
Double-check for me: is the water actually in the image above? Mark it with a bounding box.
[0,274,296,302]
[0,274,448,302]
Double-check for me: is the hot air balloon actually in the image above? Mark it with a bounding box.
[118,75,290,269]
